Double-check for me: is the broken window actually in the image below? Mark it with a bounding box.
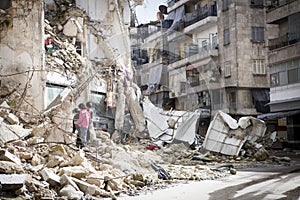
[186,68,200,87]
[45,83,65,107]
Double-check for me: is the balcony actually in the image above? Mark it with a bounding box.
[266,0,300,24]
[168,42,218,65]
[268,33,300,50]
[184,7,217,28]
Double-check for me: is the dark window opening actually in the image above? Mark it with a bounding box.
[222,0,229,11]
[224,29,230,45]
[0,0,12,10]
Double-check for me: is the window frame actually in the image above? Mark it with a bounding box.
[222,0,229,11]
[251,27,264,43]
[224,28,230,45]
[252,59,266,75]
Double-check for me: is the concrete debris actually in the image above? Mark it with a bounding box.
[203,111,267,156]
[0,105,296,199]
[0,174,29,191]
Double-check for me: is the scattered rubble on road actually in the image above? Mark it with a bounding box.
[0,100,298,200]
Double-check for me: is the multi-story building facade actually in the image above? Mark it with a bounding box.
[133,0,270,118]
[263,0,300,148]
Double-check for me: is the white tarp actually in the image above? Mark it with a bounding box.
[202,111,267,156]
[142,97,199,145]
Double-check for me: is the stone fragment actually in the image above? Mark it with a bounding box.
[40,168,61,186]
[46,155,64,168]
[86,174,104,188]
[59,166,90,179]
[60,184,84,200]
[63,19,78,37]
[0,160,24,174]
[18,151,33,160]
[31,153,44,166]
[66,150,85,166]
[71,177,97,195]
[0,174,29,191]
[5,113,19,125]
[0,123,31,143]
[0,149,21,165]
[60,174,80,191]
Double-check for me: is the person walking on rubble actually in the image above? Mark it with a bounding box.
[86,101,96,144]
[76,103,91,147]
[85,102,93,143]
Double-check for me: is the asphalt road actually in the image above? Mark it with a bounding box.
[118,164,300,200]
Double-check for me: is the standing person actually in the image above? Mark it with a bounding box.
[72,108,80,133]
[86,101,95,144]
[76,103,90,147]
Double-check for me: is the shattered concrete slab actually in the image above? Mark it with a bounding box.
[0,174,30,191]
[202,111,267,156]
[142,97,200,145]
[0,122,32,143]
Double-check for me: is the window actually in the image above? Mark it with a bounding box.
[288,68,298,84]
[222,0,229,11]
[270,73,279,86]
[251,27,264,42]
[250,0,264,7]
[180,82,186,94]
[270,58,300,87]
[252,59,265,74]
[224,29,230,45]
[45,83,65,108]
[279,71,288,85]
[186,68,200,87]
[224,62,231,77]
[202,40,208,50]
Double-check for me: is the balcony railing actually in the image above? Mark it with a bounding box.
[267,0,298,11]
[184,7,217,28]
[269,33,300,50]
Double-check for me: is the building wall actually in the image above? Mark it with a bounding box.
[0,0,45,112]
[217,0,268,116]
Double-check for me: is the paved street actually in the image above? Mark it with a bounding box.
[118,164,300,200]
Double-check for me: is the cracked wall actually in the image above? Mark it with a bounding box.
[0,0,45,113]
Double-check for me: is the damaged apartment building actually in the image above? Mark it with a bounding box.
[0,0,145,137]
[130,0,300,148]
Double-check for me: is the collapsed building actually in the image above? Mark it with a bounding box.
[0,0,298,199]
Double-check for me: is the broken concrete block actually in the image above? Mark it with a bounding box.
[18,151,33,160]
[46,155,64,168]
[50,144,68,158]
[30,122,49,137]
[59,184,84,200]
[86,174,104,188]
[40,168,61,186]
[63,19,78,37]
[0,123,31,143]
[65,150,85,166]
[60,174,80,191]
[31,153,44,166]
[0,160,24,174]
[5,113,19,125]
[0,149,21,165]
[59,166,90,179]
[71,177,97,195]
[0,174,29,191]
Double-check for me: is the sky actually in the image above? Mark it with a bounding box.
[135,0,168,24]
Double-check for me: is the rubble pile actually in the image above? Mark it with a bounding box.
[0,102,236,200]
